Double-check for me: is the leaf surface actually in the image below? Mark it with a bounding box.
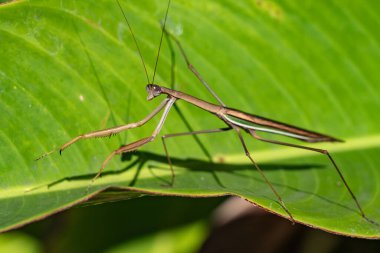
[1,0,379,237]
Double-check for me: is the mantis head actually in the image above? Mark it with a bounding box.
[146,84,162,100]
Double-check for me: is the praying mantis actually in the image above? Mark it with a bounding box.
[37,0,371,224]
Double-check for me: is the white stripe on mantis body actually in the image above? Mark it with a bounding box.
[223,115,313,141]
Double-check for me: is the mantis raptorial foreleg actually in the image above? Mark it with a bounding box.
[35,98,170,161]
[92,97,177,181]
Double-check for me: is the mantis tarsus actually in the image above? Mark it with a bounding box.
[38,0,371,224]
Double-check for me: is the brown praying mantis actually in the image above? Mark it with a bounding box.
[37,0,371,224]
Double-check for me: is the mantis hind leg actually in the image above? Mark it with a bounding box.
[231,126,295,224]
[248,129,372,223]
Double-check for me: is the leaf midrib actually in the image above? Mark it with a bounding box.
[223,134,380,163]
[0,133,377,200]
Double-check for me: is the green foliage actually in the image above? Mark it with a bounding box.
[0,0,379,238]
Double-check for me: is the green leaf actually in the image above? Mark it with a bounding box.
[1,0,379,238]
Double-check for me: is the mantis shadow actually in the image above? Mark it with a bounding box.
[119,151,322,187]
[39,150,363,219]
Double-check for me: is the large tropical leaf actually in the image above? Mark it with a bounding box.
[1,0,379,238]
